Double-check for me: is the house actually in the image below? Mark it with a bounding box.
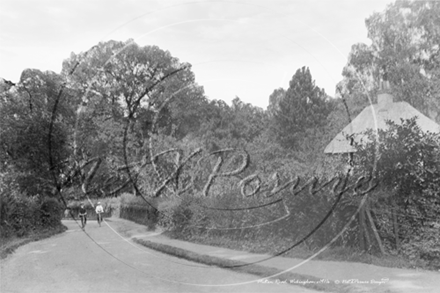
[324,89,440,154]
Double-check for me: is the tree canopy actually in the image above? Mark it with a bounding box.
[1,1,440,265]
[338,0,440,122]
[270,66,333,151]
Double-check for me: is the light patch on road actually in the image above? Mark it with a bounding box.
[229,255,256,260]
[65,229,83,233]
[396,272,422,277]
[133,261,152,267]
[28,250,48,254]
[130,232,162,238]
[389,280,425,289]
[208,249,232,257]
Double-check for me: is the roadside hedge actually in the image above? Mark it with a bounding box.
[1,191,64,239]
[118,193,159,229]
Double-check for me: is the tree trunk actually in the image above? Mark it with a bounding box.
[392,205,400,252]
[81,158,102,195]
[363,210,372,252]
[366,207,386,255]
[107,179,131,196]
[359,206,366,251]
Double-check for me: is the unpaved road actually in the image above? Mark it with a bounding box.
[1,221,317,293]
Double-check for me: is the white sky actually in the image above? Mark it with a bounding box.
[0,0,392,109]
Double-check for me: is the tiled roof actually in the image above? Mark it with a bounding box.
[324,95,440,154]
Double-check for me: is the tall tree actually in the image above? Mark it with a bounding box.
[60,40,207,197]
[267,88,286,117]
[338,0,440,122]
[229,97,267,142]
[270,66,332,151]
[0,69,74,196]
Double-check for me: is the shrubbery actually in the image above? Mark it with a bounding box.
[1,190,64,239]
[400,222,440,269]
[354,118,440,269]
[119,193,159,229]
[151,174,364,255]
[145,119,440,271]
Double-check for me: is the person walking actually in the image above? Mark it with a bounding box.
[78,204,87,228]
[95,202,104,227]
[64,208,70,219]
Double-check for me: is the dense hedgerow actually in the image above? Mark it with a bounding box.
[118,193,159,229]
[1,191,64,239]
[354,118,440,269]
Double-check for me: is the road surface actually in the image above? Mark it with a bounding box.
[1,220,317,293]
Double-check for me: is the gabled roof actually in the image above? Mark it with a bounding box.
[324,93,440,154]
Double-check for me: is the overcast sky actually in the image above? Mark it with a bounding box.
[0,0,393,108]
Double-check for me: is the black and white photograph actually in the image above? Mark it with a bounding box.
[1,0,439,292]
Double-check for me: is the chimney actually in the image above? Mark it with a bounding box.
[378,69,393,109]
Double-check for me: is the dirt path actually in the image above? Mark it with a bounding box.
[0,220,317,293]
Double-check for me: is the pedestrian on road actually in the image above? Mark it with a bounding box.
[95,202,104,227]
[64,208,70,219]
[79,204,87,228]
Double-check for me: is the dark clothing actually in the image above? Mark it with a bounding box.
[79,207,87,215]
[79,207,87,227]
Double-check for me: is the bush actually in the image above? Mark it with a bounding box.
[352,117,440,264]
[103,197,121,217]
[156,196,195,232]
[1,191,39,237]
[1,189,64,239]
[119,193,158,229]
[40,198,63,228]
[401,222,440,270]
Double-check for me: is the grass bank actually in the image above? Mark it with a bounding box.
[0,225,67,260]
[133,237,355,293]
[166,232,433,271]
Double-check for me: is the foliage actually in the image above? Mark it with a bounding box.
[354,117,440,209]
[118,193,159,229]
[156,195,197,232]
[338,0,440,122]
[40,197,63,226]
[400,222,440,269]
[0,189,64,239]
[62,39,206,129]
[354,117,440,266]
[57,40,209,199]
[270,66,333,151]
[65,197,120,218]
[193,97,268,152]
[2,22,439,269]
[0,69,73,196]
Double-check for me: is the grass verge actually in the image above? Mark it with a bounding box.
[172,233,431,271]
[133,237,356,293]
[0,225,67,260]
